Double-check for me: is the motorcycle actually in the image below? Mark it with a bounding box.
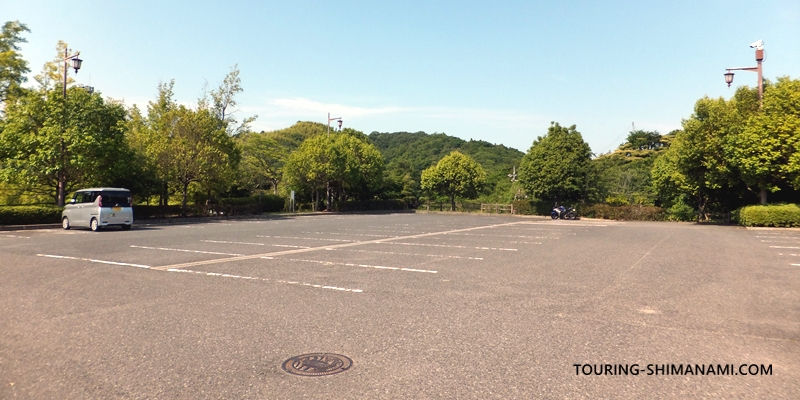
[551,205,578,220]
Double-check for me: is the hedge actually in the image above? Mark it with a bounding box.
[511,200,552,216]
[735,204,800,227]
[0,205,64,225]
[581,204,665,221]
[333,199,407,212]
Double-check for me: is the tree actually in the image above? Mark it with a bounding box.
[674,93,750,216]
[0,87,129,205]
[33,40,79,91]
[202,64,256,137]
[731,77,800,204]
[0,20,30,107]
[420,151,486,211]
[518,122,592,205]
[127,81,239,211]
[236,132,286,194]
[283,131,384,210]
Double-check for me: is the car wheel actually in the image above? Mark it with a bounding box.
[62,217,70,230]
[121,224,131,231]
[90,218,101,232]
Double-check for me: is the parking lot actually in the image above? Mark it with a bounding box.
[1,213,798,398]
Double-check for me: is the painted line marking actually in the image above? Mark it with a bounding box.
[151,220,526,271]
[761,240,800,243]
[130,245,244,256]
[268,257,437,273]
[792,264,800,266]
[305,232,399,238]
[443,232,559,239]
[333,248,484,260]
[769,246,800,249]
[166,268,362,293]
[256,235,355,242]
[518,222,609,227]
[2,234,31,239]
[378,242,518,251]
[757,235,800,238]
[37,254,150,269]
[201,240,310,249]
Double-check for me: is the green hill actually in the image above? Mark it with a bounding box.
[368,131,523,177]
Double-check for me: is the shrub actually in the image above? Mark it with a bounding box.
[511,200,552,215]
[512,200,534,215]
[333,199,407,212]
[735,204,800,227]
[581,204,664,221]
[665,202,696,222]
[0,205,64,225]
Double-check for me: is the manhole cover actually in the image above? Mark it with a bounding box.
[282,353,353,377]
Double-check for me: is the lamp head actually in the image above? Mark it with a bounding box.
[724,71,734,87]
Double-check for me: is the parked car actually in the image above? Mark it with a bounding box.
[62,188,133,231]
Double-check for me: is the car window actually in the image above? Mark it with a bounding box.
[98,191,132,207]
[77,192,93,203]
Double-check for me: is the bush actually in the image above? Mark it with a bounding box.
[735,203,800,227]
[333,199,407,212]
[665,202,696,222]
[0,205,63,225]
[512,200,533,215]
[511,200,552,215]
[581,204,665,221]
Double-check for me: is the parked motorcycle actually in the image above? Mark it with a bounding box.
[551,205,578,220]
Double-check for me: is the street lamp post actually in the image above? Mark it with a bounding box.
[724,40,764,106]
[327,113,342,135]
[323,113,344,211]
[62,49,83,98]
[57,48,83,207]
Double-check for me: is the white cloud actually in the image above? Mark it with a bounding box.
[265,97,407,117]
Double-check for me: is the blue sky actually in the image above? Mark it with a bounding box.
[3,1,799,153]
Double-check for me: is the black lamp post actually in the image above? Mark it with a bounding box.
[724,40,764,106]
[327,113,343,135]
[62,49,83,98]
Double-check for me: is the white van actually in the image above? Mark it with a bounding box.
[62,188,134,231]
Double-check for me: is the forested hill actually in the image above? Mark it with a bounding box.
[368,131,524,177]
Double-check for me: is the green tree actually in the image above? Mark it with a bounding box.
[420,150,486,211]
[0,20,30,107]
[518,122,592,205]
[283,131,384,210]
[201,64,257,137]
[237,132,286,194]
[731,77,800,204]
[674,93,750,216]
[127,81,239,210]
[0,87,129,205]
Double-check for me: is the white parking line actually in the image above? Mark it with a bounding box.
[166,268,363,293]
[2,234,31,239]
[37,254,151,269]
[130,245,244,256]
[770,246,800,249]
[153,220,526,270]
[305,232,399,238]
[201,240,310,249]
[256,235,355,242]
[335,248,483,260]
[443,232,558,239]
[379,242,518,251]
[268,257,437,273]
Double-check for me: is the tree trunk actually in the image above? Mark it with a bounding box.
[326,181,332,211]
[181,182,189,216]
[760,188,767,205]
[450,194,456,211]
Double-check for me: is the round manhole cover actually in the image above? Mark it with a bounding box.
[282,353,353,377]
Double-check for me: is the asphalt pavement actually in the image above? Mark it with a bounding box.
[1,213,798,398]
